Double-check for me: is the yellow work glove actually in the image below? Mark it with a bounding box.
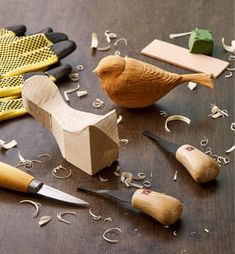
[0,64,72,121]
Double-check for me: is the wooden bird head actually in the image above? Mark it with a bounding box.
[93,55,125,90]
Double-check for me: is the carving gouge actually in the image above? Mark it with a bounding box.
[77,185,183,225]
[142,130,220,183]
[0,161,89,206]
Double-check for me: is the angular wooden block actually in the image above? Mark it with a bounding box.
[22,76,119,175]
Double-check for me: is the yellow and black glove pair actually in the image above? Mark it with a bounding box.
[0,24,75,121]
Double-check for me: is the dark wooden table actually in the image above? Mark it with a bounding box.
[0,1,234,253]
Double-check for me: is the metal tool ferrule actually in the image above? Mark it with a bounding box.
[27,179,43,193]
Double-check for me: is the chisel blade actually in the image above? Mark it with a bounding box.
[142,129,180,157]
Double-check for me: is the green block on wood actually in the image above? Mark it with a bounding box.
[188,29,214,55]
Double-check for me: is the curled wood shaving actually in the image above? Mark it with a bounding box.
[64,84,80,102]
[38,153,50,160]
[91,32,98,49]
[99,174,109,182]
[39,216,52,226]
[200,137,209,147]
[204,228,209,233]
[143,180,151,188]
[160,110,168,117]
[16,151,41,171]
[117,115,123,124]
[103,228,121,244]
[92,98,104,108]
[165,115,191,132]
[76,91,88,98]
[114,38,127,47]
[226,145,235,154]
[104,217,112,222]
[115,50,121,56]
[129,182,143,189]
[225,71,233,78]
[119,139,129,144]
[57,211,76,224]
[52,165,72,179]
[89,208,102,221]
[173,231,177,236]
[19,200,41,218]
[228,55,235,61]
[188,82,197,90]
[221,37,235,53]
[69,72,79,82]
[0,139,17,149]
[76,65,84,71]
[209,104,229,118]
[231,123,235,131]
[133,172,146,181]
[121,172,133,187]
[105,30,117,43]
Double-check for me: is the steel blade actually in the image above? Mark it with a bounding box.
[142,130,180,157]
[37,184,89,207]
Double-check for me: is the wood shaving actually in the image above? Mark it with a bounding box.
[173,231,177,236]
[39,216,52,226]
[114,38,127,47]
[163,225,169,228]
[188,81,197,90]
[97,45,111,51]
[226,145,235,153]
[221,37,235,53]
[173,170,178,181]
[231,123,235,131]
[117,115,123,124]
[69,72,79,82]
[129,182,143,189]
[76,91,88,98]
[91,32,98,49]
[52,165,72,179]
[89,208,102,221]
[133,172,146,181]
[225,71,233,78]
[99,174,109,182]
[204,228,209,233]
[0,139,17,149]
[169,31,192,39]
[57,211,76,224]
[64,84,80,102]
[115,50,121,56]
[104,217,112,222]
[92,98,104,108]
[160,110,168,117]
[19,200,41,218]
[38,153,50,160]
[103,227,121,244]
[16,151,41,171]
[228,55,235,61]
[121,172,133,187]
[105,30,117,43]
[143,180,151,188]
[227,67,235,71]
[209,104,229,118]
[165,115,191,132]
[76,65,84,71]
[119,139,129,144]
[200,137,209,147]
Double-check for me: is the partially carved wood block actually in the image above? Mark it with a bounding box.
[22,76,119,175]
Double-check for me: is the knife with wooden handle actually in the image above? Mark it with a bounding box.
[0,161,89,206]
[77,185,183,225]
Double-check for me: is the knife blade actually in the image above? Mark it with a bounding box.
[77,185,182,225]
[0,161,89,206]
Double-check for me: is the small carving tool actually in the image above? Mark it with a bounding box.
[142,130,220,183]
[0,161,89,206]
[77,185,182,225]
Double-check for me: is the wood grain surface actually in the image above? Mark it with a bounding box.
[0,1,234,254]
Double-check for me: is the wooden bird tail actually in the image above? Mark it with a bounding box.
[181,73,214,88]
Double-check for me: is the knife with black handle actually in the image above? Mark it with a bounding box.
[0,161,89,206]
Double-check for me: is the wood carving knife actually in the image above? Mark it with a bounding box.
[0,161,89,206]
[142,130,220,183]
[77,185,182,225]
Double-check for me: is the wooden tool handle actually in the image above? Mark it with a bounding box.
[131,189,183,225]
[176,144,221,183]
[0,161,34,192]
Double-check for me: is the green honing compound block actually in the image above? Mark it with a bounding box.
[188,29,214,55]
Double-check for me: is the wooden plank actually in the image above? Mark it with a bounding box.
[141,39,229,77]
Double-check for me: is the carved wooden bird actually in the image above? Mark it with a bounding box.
[93,55,214,108]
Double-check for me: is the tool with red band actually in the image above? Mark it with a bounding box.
[142,130,220,183]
